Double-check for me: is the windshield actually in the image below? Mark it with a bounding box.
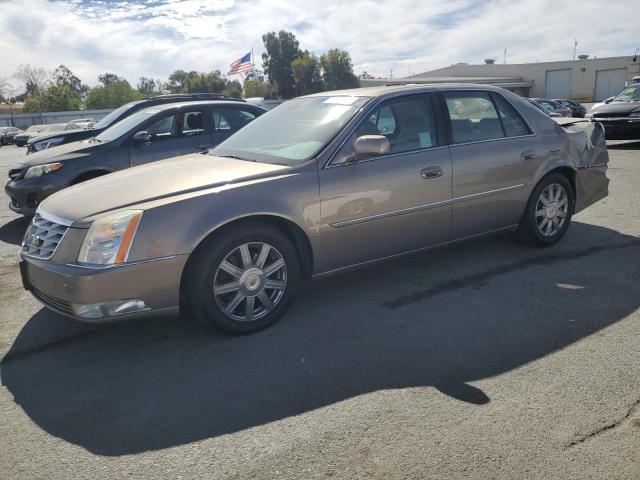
[25,125,45,132]
[93,101,140,129]
[612,85,640,103]
[96,108,160,143]
[211,96,370,165]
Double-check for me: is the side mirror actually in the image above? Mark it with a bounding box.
[352,135,390,159]
[604,97,615,104]
[132,131,151,145]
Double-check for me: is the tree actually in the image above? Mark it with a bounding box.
[320,49,360,91]
[53,65,89,99]
[262,30,302,99]
[164,70,230,94]
[243,77,273,99]
[14,64,50,97]
[291,51,324,96]
[222,80,243,98]
[97,73,121,86]
[137,77,164,97]
[85,74,142,109]
[40,84,82,111]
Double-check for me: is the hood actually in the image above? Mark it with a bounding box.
[16,140,99,167]
[26,128,96,146]
[591,101,640,115]
[40,154,290,222]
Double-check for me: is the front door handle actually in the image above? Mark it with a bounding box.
[521,150,536,161]
[421,166,443,179]
[197,143,211,150]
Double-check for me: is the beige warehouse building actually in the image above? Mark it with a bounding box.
[361,55,640,101]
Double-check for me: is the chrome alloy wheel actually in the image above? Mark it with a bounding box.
[213,242,287,322]
[535,183,569,237]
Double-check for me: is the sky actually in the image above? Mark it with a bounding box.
[0,0,637,90]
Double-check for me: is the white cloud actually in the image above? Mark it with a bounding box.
[0,0,637,88]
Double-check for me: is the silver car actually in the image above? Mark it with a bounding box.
[18,84,609,334]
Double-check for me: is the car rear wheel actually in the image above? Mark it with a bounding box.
[518,173,574,246]
[184,224,301,334]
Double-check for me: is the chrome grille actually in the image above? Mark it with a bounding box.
[22,212,70,259]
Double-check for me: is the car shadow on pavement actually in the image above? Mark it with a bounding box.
[2,222,640,456]
[0,216,29,246]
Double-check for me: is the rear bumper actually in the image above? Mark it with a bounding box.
[20,254,188,323]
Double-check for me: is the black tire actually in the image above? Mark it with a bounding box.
[518,173,574,246]
[184,223,301,334]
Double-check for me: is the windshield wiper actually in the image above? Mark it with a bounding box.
[217,154,253,162]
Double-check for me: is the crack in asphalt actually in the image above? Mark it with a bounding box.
[1,330,98,365]
[564,398,640,448]
[383,240,640,310]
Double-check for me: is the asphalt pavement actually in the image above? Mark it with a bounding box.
[0,140,639,479]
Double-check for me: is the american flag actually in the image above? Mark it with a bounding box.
[228,52,253,75]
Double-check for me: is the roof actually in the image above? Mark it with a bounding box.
[305,83,514,99]
[138,99,259,112]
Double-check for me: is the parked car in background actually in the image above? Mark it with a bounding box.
[69,117,97,129]
[6,99,265,215]
[26,93,242,154]
[528,99,563,117]
[17,85,609,334]
[553,99,586,118]
[14,125,47,146]
[587,83,640,139]
[24,122,84,153]
[0,126,22,145]
[531,99,572,117]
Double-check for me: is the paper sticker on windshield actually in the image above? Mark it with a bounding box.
[323,97,359,105]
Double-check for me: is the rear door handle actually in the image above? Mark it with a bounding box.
[521,151,536,161]
[421,166,443,179]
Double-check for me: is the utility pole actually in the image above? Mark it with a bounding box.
[503,48,507,64]
[573,38,577,60]
[390,67,393,79]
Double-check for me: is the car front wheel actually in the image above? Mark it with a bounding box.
[518,173,574,246]
[184,224,301,334]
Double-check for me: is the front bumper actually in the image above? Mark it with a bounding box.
[20,254,187,322]
[594,118,640,140]
[5,175,71,216]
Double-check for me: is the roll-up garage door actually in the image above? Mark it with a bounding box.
[594,68,628,101]
[545,69,571,98]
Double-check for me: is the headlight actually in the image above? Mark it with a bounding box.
[33,137,65,151]
[78,210,143,265]
[585,113,594,120]
[23,162,63,179]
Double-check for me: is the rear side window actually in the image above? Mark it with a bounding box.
[179,111,205,137]
[491,94,531,137]
[445,92,503,143]
[211,108,258,133]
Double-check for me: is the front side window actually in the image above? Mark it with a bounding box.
[333,94,438,164]
[146,114,176,140]
[445,92,503,143]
